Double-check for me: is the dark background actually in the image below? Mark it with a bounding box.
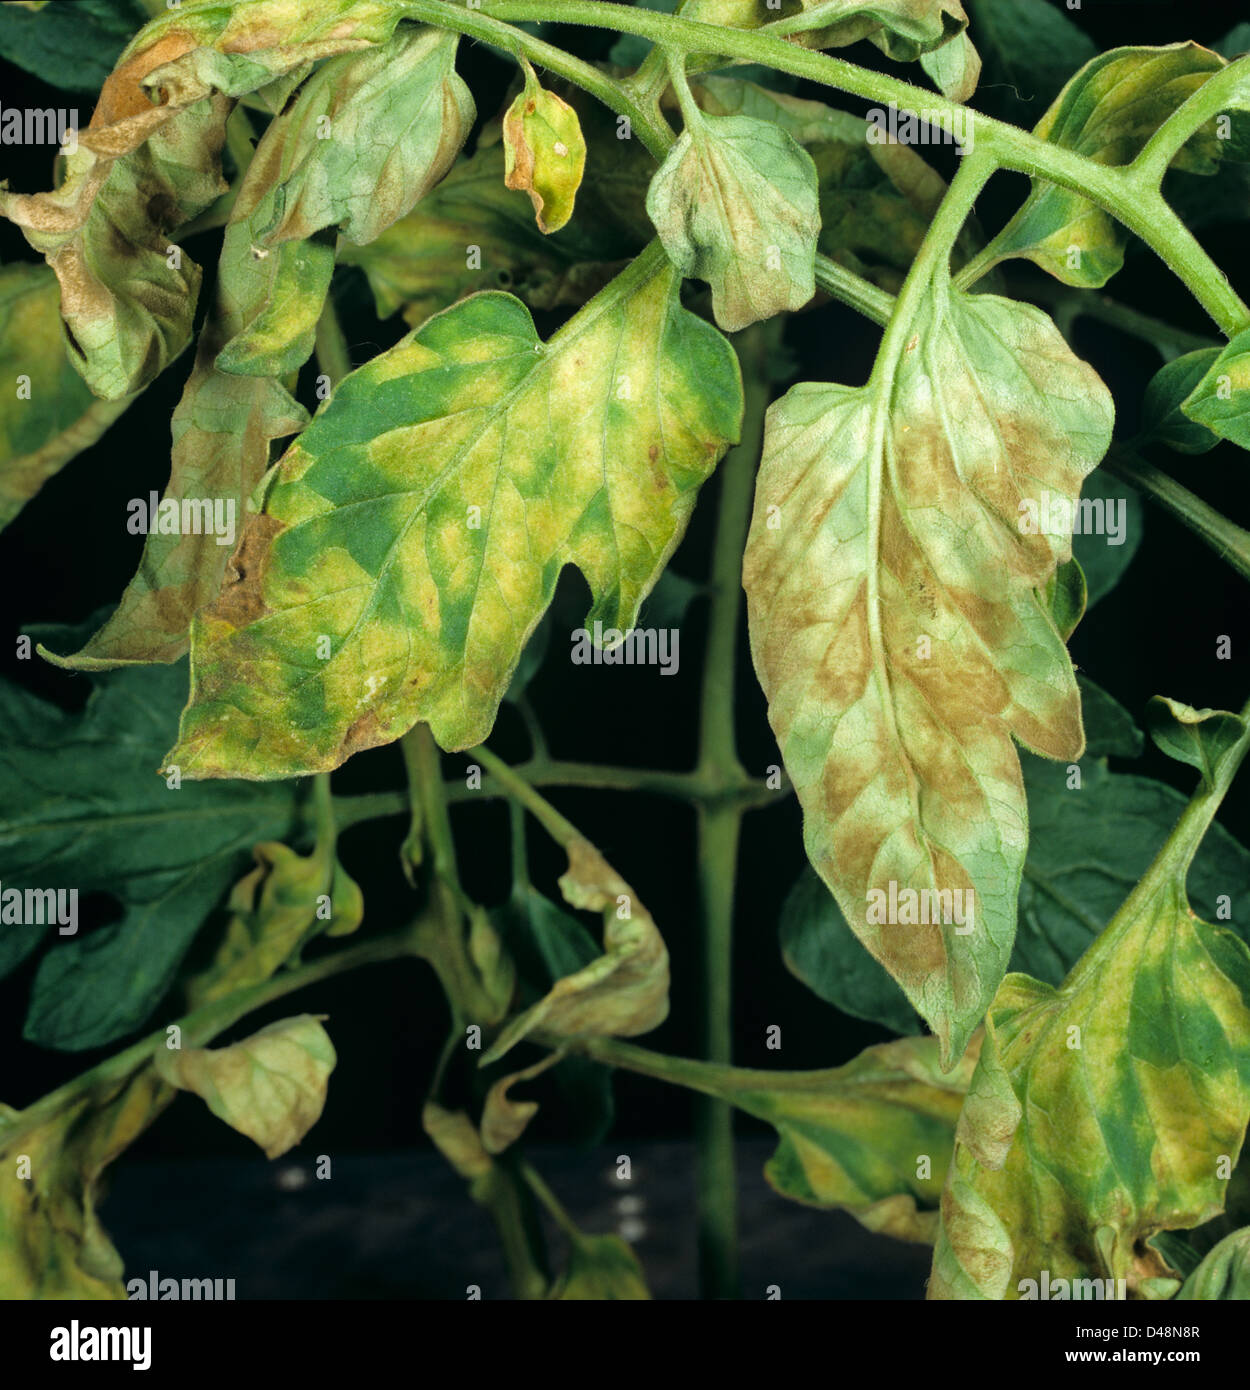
[1,0,1248,1294]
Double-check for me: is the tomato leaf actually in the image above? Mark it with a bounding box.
[744,271,1114,1064]
[165,244,741,779]
[647,109,820,331]
[154,1013,336,1159]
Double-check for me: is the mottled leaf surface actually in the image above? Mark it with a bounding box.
[0,1070,171,1298]
[167,244,742,779]
[483,839,669,1064]
[154,1013,336,1159]
[931,708,1250,1299]
[684,1035,980,1241]
[647,110,820,331]
[744,270,1113,1063]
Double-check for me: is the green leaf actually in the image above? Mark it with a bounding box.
[1076,674,1142,759]
[1147,696,1248,791]
[780,867,920,1035]
[1180,327,1250,451]
[975,44,1248,289]
[0,652,301,1049]
[931,713,1250,1299]
[165,243,742,779]
[1218,25,1250,61]
[0,0,147,94]
[1141,348,1223,454]
[692,1034,981,1241]
[1014,753,1250,987]
[482,839,670,1065]
[153,1013,336,1159]
[743,270,1114,1064]
[1176,1227,1250,1299]
[503,59,587,235]
[0,1069,172,1298]
[1069,467,1142,608]
[0,263,134,529]
[549,1232,651,1300]
[646,109,820,331]
[42,29,474,671]
[153,1017,335,1156]
[919,30,980,104]
[963,0,1096,123]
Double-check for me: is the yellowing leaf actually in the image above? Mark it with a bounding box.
[647,109,820,331]
[164,243,742,779]
[154,1013,336,1159]
[0,263,133,529]
[549,1232,651,1300]
[930,706,1250,1299]
[1181,326,1250,452]
[972,44,1250,288]
[743,268,1114,1064]
[482,839,670,1064]
[0,1070,172,1298]
[503,59,587,234]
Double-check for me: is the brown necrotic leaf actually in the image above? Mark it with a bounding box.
[44,25,474,669]
[743,265,1114,1065]
[502,58,587,235]
[0,0,447,399]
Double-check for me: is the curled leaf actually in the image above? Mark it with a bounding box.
[1148,697,1248,790]
[480,1051,561,1155]
[503,59,587,234]
[481,839,669,1065]
[1180,326,1250,452]
[154,1013,336,1159]
[1176,1227,1250,1299]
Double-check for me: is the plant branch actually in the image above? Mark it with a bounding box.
[814,255,894,327]
[1104,445,1250,587]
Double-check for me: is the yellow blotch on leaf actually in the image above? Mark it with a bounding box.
[503,59,587,234]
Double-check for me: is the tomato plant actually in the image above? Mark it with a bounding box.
[2,0,1250,1304]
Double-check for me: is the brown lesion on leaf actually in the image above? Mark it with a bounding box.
[209,512,282,629]
[94,32,197,126]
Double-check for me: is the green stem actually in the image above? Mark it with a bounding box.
[471,1162,551,1298]
[814,255,893,328]
[1017,280,1219,361]
[447,1,1248,334]
[689,322,773,1300]
[1104,446,1250,586]
[2,926,429,1149]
